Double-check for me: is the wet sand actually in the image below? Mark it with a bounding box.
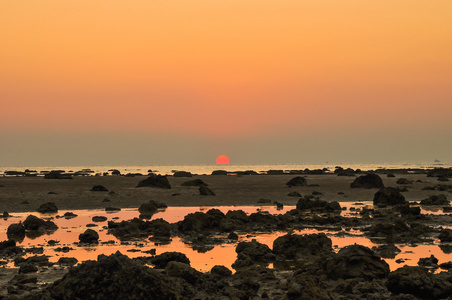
[0,173,444,213]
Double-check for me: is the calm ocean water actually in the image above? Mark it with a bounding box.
[1,162,450,176]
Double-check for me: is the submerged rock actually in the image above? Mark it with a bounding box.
[23,215,58,232]
[138,200,168,215]
[350,174,384,189]
[420,194,449,206]
[136,174,171,189]
[7,223,25,241]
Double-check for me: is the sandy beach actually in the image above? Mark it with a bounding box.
[0,173,444,213]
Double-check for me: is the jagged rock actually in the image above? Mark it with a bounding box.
[418,255,439,269]
[387,265,452,299]
[165,261,201,284]
[350,174,384,189]
[136,174,171,189]
[199,185,215,196]
[373,187,407,206]
[325,244,390,280]
[420,194,449,206]
[150,252,190,269]
[438,229,452,243]
[0,240,22,257]
[181,179,207,186]
[286,176,307,187]
[91,185,108,192]
[35,252,178,299]
[286,274,331,300]
[273,233,333,260]
[23,215,58,231]
[235,240,275,262]
[78,229,99,244]
[36,202,58,213]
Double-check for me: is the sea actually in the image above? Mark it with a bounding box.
[1,161,450,176]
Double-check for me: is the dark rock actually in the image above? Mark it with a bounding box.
[91,185,108,192]
[296,196,341,211]
[199,185,215,196]
[165,261,201,284]
[420,194,449,206]
[286,274,331,300]
[44,171,72,179]
[387,173,396,177]
[23,215,58,231]
[273,233,333,260]
[373,187,407,206]
[0,240,22,256]
[439,229,452,243]
[181,179,207,186]
[37,252,178,299]
[227,232,239,240]
[36,202,58,213]
[7,223,25,241]
[2,211,9,218]
[92,216,108,222]
[210,265,232,277]
[396,178,413,184]
[57,257,78,266]
[373,244,401,259]
[287,191,302,197]
[325,244,390,280]
[63,212,78,218]
[211,170,227,175]
[136,174,171,189]
[438,176,449,182]
[105,207,121,212]
[395,204,421,216]
[387,265,452,299]
[235,240,275,262]
[286,176,307,187]
[150,252,190,269]
[173,171,192,177]
[78,229,99,244]
[138,200,167,215]
[418,255,439,269]
[19,263,38,273]
[350,174,384,189]
[439,262,452,270]
[257,198,271,203]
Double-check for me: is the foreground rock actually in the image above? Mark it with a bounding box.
[387,265,452,299]
[136,174,171,189]
[33,252,178,299]
[273,233,333,260]
[23,215,58,232]
[350,174,384,189]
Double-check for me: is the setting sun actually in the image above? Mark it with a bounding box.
[216,155,230,165]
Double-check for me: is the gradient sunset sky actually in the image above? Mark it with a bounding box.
[1,1,451,166]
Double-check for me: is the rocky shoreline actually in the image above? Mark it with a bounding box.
[1,170,452,299]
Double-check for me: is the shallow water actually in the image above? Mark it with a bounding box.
[1,204,452,275]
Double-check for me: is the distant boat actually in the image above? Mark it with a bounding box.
[434,159,441,163]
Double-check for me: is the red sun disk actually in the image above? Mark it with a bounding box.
[216,155,230,165]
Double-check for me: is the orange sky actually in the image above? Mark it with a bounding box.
[1,1,451,164]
